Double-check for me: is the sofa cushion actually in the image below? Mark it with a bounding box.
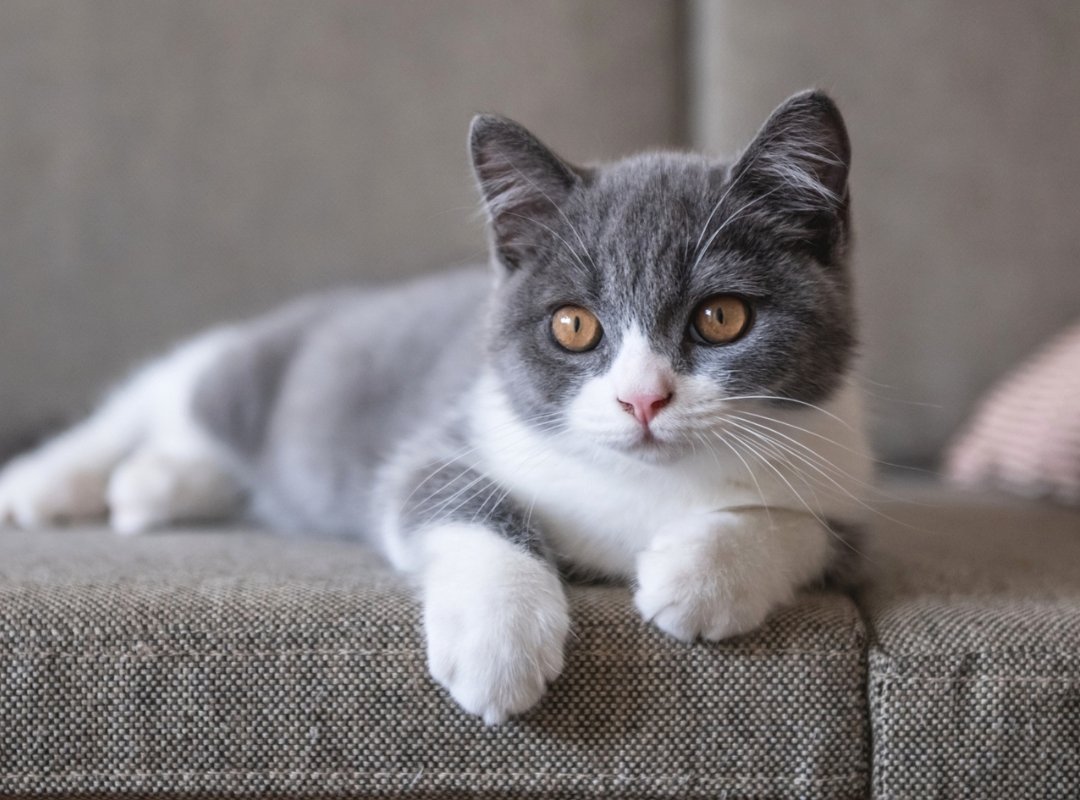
[0,527,869,799]
[861,487,1080,799]
[945,318,1080,505]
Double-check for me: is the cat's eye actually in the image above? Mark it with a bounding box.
[551,305,603,352]
[691,294,751,344]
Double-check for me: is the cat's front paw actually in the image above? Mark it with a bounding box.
[634,511,795,643]
[422,524,569,725]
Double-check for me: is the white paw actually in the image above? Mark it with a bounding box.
[107,449,240,535]
[0,451,109,528]
[422,524,569,725]
[634,512,794,643]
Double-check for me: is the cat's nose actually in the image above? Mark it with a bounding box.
[618,392,673,427]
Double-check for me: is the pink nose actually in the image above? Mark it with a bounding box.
[618,392,673,427]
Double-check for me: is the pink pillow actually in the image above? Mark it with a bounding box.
[945,319,1080,504]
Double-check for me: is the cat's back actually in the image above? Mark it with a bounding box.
[194,266,492,535]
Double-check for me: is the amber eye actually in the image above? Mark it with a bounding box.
[691,294,751,344]
[551,305,603,352]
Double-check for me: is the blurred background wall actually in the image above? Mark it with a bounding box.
[692,1,1080,467]
[2,0,1079,468]
[0,0,686,451]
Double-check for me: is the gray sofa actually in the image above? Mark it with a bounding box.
[2,483,1077,799]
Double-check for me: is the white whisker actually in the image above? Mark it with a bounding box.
[721,429,831,533]
[700,430,774,528]
[692,153,761,256]
[720,394,857,431]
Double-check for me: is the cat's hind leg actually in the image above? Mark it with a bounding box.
[0,329,242,531]
[106,433,243,536]
[0,416,126,528]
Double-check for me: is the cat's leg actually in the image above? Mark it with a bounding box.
[106,433,243,536]
[382,458,569,725]
[0,405,137,527]
[104,330,249,535]
[633,507,833,642]
[0,329,242,531]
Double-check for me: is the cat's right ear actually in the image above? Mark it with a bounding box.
[469,115,585,271]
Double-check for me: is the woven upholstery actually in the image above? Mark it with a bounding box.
[860,490,1080,799]
[0,528,869,799]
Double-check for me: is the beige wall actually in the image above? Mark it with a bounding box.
[691,1,1080,465]
[0,1,686,439]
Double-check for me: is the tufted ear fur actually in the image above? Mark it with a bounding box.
[726,90,851,262]
[469,115,587,271]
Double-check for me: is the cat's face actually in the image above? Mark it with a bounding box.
[472,91,856,462]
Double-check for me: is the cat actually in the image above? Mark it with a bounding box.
[0,90,872,725]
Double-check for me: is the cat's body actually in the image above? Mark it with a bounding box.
[0,91,873,724]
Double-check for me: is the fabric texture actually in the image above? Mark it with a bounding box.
[945,318,1080,504]
[0,527,869,799]
[860,488,1080,799]
[7,488,1078,799]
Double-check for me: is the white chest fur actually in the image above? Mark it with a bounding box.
[468,374,872,579]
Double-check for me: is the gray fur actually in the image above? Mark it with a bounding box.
[194,295,336,460]
[195,269,491,540]
[192,90,858,556]
[399,456,550,559]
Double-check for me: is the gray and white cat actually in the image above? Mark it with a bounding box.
[0,90,871,724]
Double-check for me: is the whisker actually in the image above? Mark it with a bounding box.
[690,188,782,274]
[725,424,839,505]
[729,409,937,478]
[440,439,563,529]
[725,416,862,483]
[501,211,592,279]
[408,419,567,517]
[725,413,939,506]
[854,384,944,409]
[726,430,873,562]
[727,410,868,459]
[719,395,857,431]
[398,412,566,511]
[701,430,774,528]
[725,431,874,560]
[692,152,762,257]
[720,429,834,536]
[490,150,597,270]
[721,419,933,533]
[724,428,828,517]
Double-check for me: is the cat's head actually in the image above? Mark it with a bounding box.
[471,90,856,462]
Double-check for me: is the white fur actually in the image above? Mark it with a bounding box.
[467,330,872,653]
[470,374,870,581]
[107,448,243,535]
[0,328,243,533]
[421,523,570,725]
[634,507,829,641]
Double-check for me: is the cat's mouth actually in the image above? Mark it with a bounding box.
[598,424,688,462]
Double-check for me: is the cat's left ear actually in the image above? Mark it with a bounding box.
[727,90,851,259]
[470,115,587,271]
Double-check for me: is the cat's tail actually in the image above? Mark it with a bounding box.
[0,327,244,533]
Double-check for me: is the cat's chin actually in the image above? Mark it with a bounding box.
[587,430,689,465]
[623,441,683,465]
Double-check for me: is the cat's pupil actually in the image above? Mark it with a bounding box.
[573,316,581,333]
[715,308,724,324]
